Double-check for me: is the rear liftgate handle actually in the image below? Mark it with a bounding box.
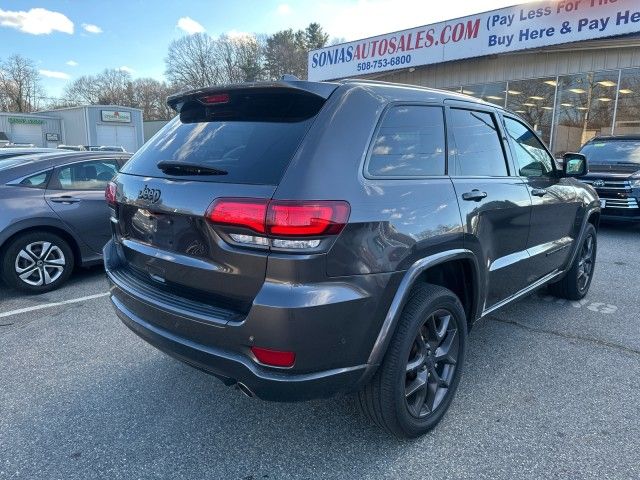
[461,189,488,202]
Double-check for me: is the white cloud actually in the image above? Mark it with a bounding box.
[277,4,292,15]
[66,60,78,67]
[177,16,205,35]
[0,7,73,35]
[82,23,102,34]
[39,69,70,80]
[117,66,135,74]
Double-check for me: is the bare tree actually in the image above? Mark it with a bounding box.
[165,33,220,89]
[64,68,135,106]
[0,54,44,112]
[132,78,177,120]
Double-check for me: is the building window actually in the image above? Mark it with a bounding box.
[506,77,557,146]
[552,71,618,155]
[366,105,446,177]
[460,82,507,107]
[614,68,640,136]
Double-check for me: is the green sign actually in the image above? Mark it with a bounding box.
[8,117,45,125]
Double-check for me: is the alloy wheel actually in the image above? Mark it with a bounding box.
[404,308,460,418]
[14,241,66,286]
[577,235,595,292]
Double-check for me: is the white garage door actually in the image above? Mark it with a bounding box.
[96,124,137,152]
[11,123,43,146]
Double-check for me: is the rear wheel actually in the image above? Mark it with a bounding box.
[358,284,467,438]
[548,223,597,300]
[1,231,74,293]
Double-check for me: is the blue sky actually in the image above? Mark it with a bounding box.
[0,0,518,99]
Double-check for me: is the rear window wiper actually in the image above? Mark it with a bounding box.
[157,160,228,176]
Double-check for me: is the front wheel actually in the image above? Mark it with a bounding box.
[1,231,74,293]
[548,223,597,301]
[358,284,467,438]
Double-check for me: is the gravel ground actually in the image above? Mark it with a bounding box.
[1,222,639,480]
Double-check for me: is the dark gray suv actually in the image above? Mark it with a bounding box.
[104,79,600,437]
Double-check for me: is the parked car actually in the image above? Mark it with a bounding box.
[0,147,58,160]
[578,135,640,222]
[0,151,131,292]
[104,79,600,438]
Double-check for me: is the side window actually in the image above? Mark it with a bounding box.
[367,105,445,177]
[449,108,508,176]
[503,117,554,177]
[18,171,50,189]
[56,160,119,191]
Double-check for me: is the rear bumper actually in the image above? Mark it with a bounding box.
[111,293,367,401]
[104,239,396,401]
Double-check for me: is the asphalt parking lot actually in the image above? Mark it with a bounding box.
[1,223,639,480]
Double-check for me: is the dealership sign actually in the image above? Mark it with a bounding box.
[308,0,640,81]
[101,110,131,123]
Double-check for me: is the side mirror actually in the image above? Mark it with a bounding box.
[562,153,588,177]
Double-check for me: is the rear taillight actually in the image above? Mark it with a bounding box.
[207,198,268,233]
[105,181,117,206]
[206,198,350,250]
[267,201,350,236]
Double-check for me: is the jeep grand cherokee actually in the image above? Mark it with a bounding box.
[104,79,600,438]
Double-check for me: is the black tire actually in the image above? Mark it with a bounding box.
[358,284,467,438]
[1,231,74,293]
[548,223,597,301]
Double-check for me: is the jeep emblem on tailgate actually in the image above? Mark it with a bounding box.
[138,185,161,203]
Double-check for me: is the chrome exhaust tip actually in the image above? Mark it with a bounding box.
[236,382,254,398]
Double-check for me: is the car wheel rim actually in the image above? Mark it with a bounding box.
[14,241,66,286]
[404,308,460,419]
[577,235,595,292]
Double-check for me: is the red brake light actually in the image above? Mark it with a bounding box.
[200,93,230,105]
[105,181,117,205]
[251,346,296,367]
[267,201,350,236]
[207,198,268,234]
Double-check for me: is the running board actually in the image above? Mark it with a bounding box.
[481,270,563,317]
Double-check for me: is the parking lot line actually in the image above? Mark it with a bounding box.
[0,292,109,319]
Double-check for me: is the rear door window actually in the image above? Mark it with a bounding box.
[448,108,509,176]
[366,105,446,177]
[54,160,119,191]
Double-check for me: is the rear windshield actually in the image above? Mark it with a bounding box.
[121,114,316,184]
[580,140,640,165]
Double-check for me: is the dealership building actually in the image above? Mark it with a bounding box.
[309,0,640,155]
[0,105,144,152]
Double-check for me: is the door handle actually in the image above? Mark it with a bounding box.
[531,188,547,197]
[461,190,488,202]
[50,196,81,204]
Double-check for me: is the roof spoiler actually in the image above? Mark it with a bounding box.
[167,80,338,113]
